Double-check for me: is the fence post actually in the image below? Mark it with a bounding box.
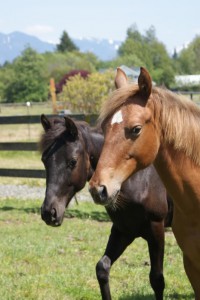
[50,78,57,114]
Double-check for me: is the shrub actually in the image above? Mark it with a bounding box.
[58,70,115,113]
[55,69,90,93]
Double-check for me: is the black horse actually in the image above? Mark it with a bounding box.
[40,114,173,300]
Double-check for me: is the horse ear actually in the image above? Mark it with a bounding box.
[115,67,128,89]
[41,114,51,131]
[138,67,152,100]
[64,117,78,138]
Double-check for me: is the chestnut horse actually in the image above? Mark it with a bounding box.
[40,114,172,300]
[89,67,200,298]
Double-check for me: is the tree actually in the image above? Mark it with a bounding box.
[118,25,154,70]
[4,47,48,102]
[117,24,175,87]
[56,31,78,52]
[126,23,143,42]
[0,62,15,101]
[176,36,200,74]
[100,54,143,70]
[42,51,99,83]
[144,26,157,44]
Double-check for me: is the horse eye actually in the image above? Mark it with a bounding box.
[131,126,142,137]
[67,159,77,169]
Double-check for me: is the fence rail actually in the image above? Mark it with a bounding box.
[0,114,98,178]
[0,113,98,125]
[0,142,38,151]
[0,168,46,178]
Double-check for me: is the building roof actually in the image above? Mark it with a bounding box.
[119,65,140,81]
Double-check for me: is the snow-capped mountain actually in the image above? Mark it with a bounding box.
[0,31,122,64]
[0,31,55,64]
[73,37,121,61]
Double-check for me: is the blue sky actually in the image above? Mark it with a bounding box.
[1,0,200,53]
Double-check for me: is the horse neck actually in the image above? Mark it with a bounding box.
[155,141,200,212]
[87,129,104,171]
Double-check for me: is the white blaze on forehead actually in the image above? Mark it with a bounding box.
[111,110,123,125]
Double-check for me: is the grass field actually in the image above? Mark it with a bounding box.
[0,102,51,142]
[0,198,194,300]
[0,102,53,116]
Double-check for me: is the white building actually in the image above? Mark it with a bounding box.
[175,75,200,87]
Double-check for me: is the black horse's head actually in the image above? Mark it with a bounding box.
[40,114,92,226]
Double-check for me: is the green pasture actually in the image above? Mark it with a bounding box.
[0,151,42,169]
[0,103,50,143]
[0,124,43,142]
[0,102,53,116]
[0,198,193,300]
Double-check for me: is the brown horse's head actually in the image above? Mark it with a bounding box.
[89,67,160,206]
[40,115,91,226]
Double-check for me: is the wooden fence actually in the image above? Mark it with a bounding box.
[0,114,98,178]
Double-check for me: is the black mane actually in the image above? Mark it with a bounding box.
[39,117,95,153]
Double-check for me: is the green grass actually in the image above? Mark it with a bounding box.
[0,151,43,169]
[0,123,43,142]
[0,102,53,116]
[0,102,51,143]
[0,150,44,186]
[0,198,194,300]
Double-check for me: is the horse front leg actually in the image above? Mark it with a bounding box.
[96,225,134,300]
[146,220,165,300]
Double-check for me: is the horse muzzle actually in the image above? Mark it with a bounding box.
[41,204,64,227]
[89,184,120,207]
[89,184,109,205]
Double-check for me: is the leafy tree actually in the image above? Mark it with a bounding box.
[126,24,143,42]
[42,51,99,83]
[4,47,48,102]
[100,54,143,70]
[144,26,157,44]
[0,63,15,101]
[152,65,175,88]
[0,48,100,103]
[172,48,178,60]
[118,25,153,70]
[176,36,200,74]
[59,70,115,113]
[118,24,175,87]
[56,31,78,52]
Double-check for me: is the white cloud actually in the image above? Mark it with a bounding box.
[25,25,54,35]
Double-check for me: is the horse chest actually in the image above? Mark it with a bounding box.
[106,203,148,236]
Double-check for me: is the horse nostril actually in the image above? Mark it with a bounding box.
[89,185,108,204]
[51,208,57,220]
[99,185,107,201]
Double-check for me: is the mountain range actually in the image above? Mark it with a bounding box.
[0,31,122,64]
